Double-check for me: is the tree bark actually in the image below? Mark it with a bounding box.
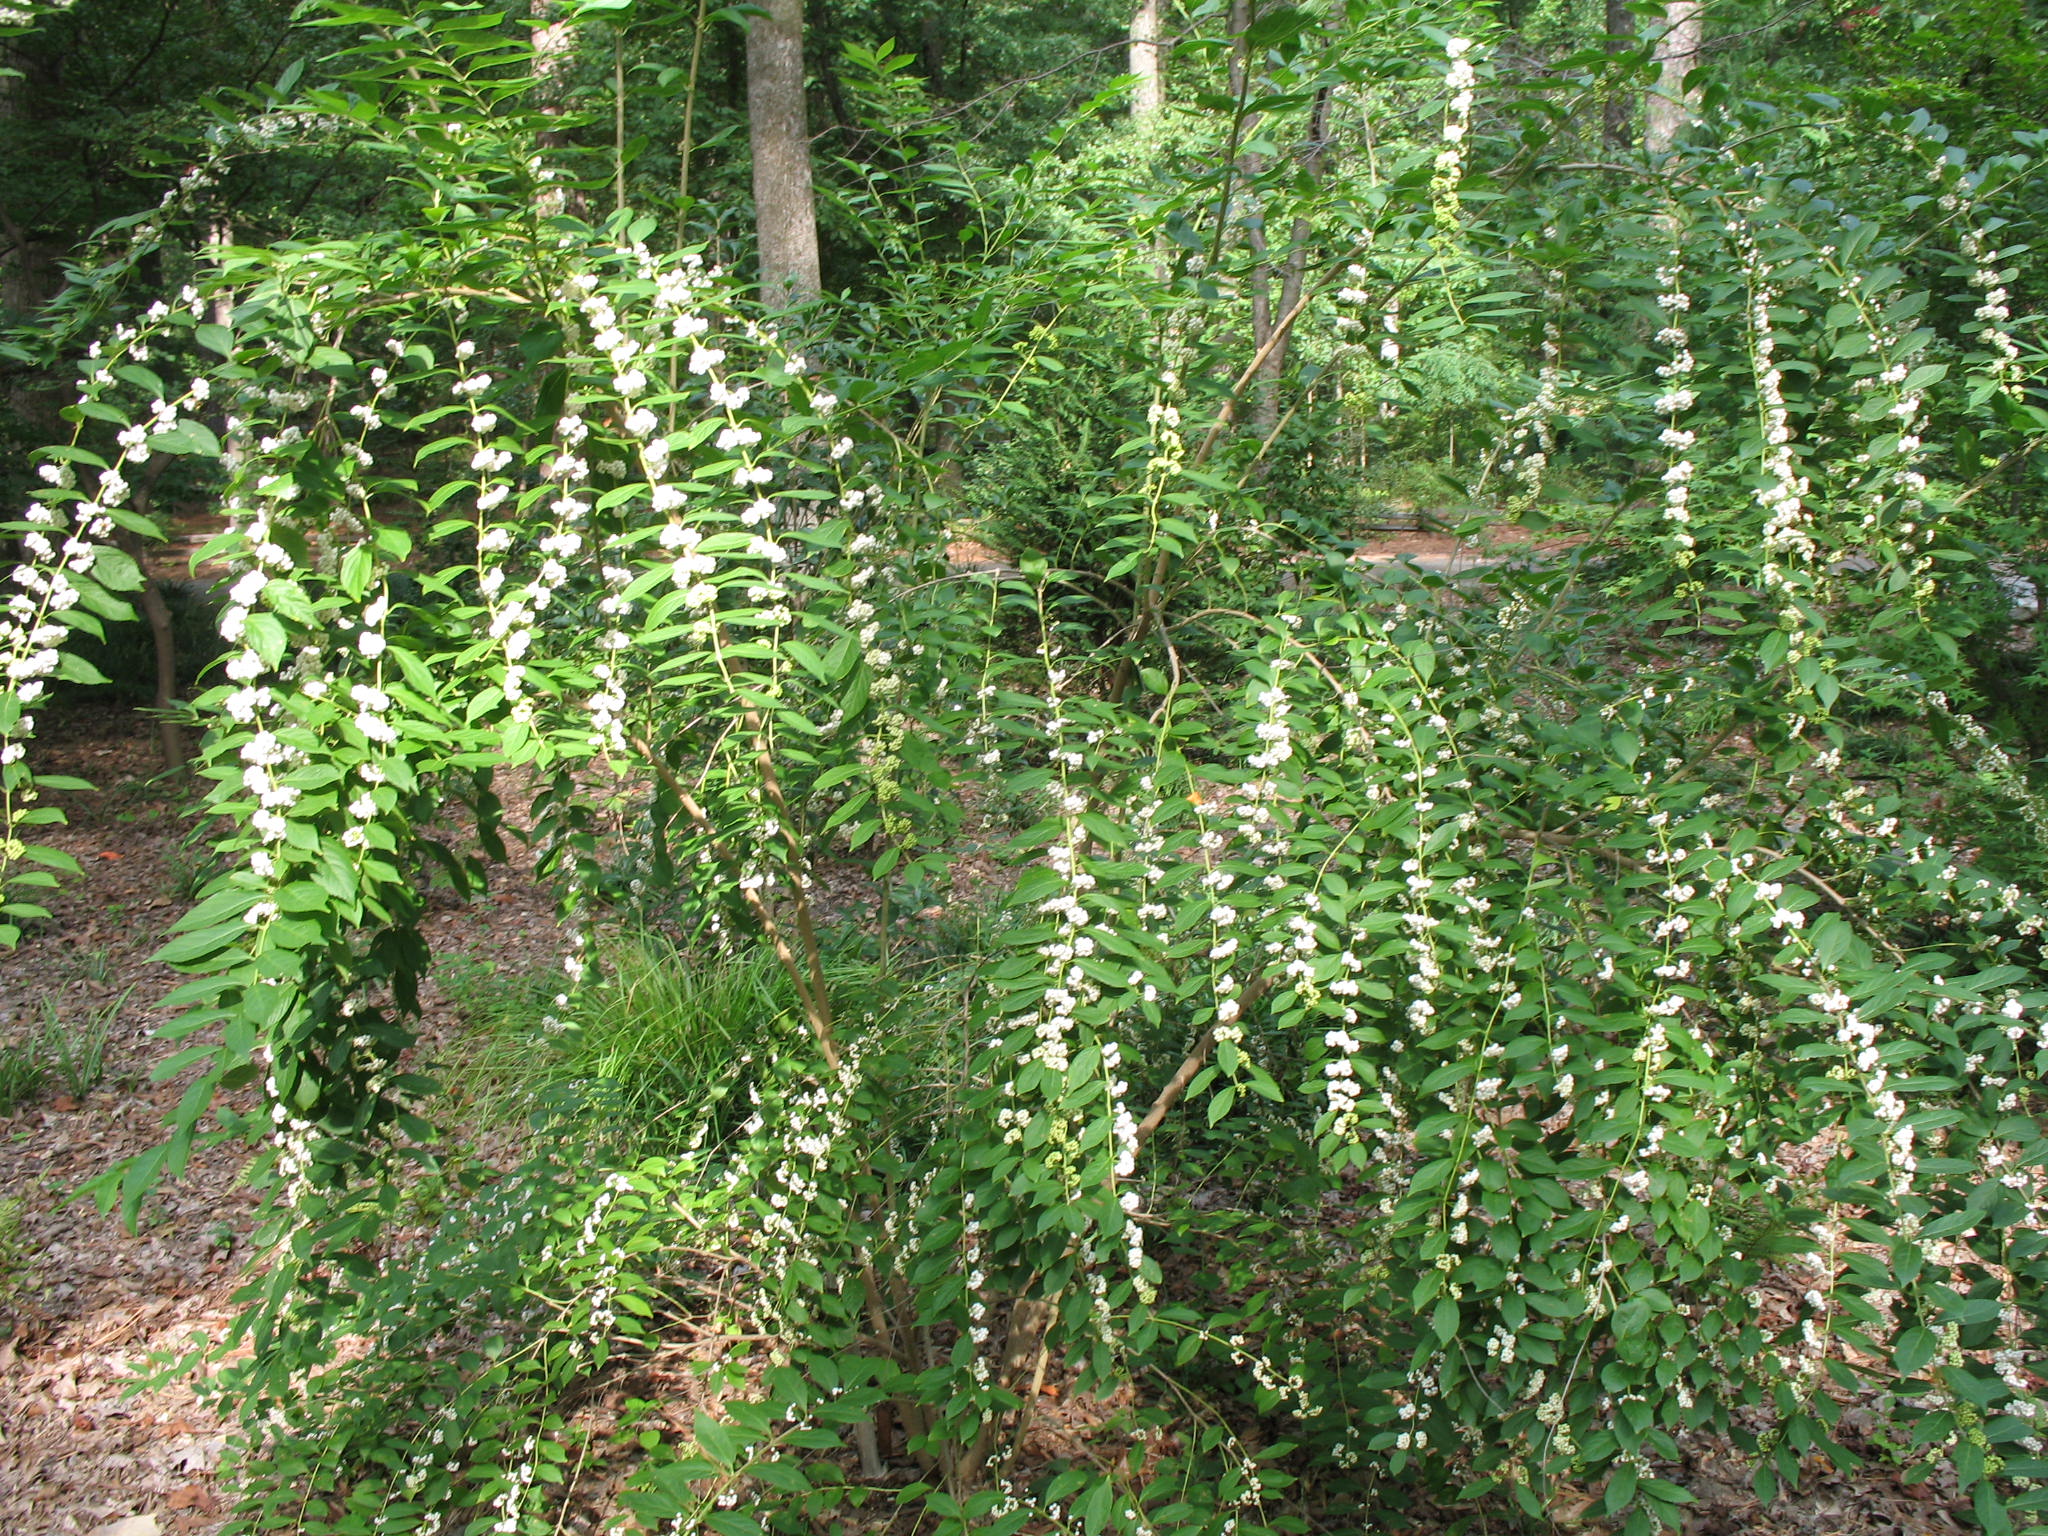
[531,1,583,217]
[1129,0,1164,117]
[0,44,64,449]
[920,7,947,91]
[747,0,821,306]
[1264,85,1331,420]
[122,462,186,773]
[1229,1,1280,436]
[1644,0,1701,157]
[1603,0,1634,149]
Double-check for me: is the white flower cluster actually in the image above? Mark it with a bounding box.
[1653,250,1699,567]
[1963,223,2024,398]
[1333,267,1403,368]
[0,0,78,24]
[485,1433,541,1536]
[1498,320,1563,502]
[4,339,216,762]
[572,1170,637,1345]
[844,527,903,700]
[1432,38,1478,227]
[960,1189,992,1385]
[1931,151,2028,400]
[1732,217,1818,657]
[1246,670,1294,772]
[733,1043,862,1299]
[214,486,306,852]
[1022,671,1100,1080]
[1146,369,1186,476]
[1101,1036,1150,1293]
[265,1061,320,1209]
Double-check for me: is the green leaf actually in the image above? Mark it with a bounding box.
[150,420,222,458]
[243,613,289,669]
[693,1411,741,1467]
[55,652,110,687]
[1604,1461,1640,1516]
[1893,1326,1938,1375]
[1613,1297,1651,1338]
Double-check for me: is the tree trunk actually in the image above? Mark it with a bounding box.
[1262,85,1332,438]
[122,464,185,774]
[1603,0,1634,149]
[532,2,583,217]
[1129,0,1164,117]
[1229,1,1280,436]
[747,0,821,306]
[0,43,63,450]
[1644,0,1701,157]
[920,8,947,91]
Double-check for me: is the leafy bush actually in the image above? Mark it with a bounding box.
[8,5,2048,1536]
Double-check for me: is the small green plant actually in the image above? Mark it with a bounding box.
[40,989,121,1099]
[0,1036,45,1115]
[442,937,895,1153]
[0,1197,33,1326]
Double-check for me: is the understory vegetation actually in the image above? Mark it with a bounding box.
[9,0,2048,1532]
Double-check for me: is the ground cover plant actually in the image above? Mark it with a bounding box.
[8,0,2048,1533]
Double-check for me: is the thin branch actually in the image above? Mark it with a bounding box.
[1191,286,1318,469]
[1133,974,1274,1153]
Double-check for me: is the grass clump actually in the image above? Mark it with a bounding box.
[43,991,119,1098]
[0,994,122,1114]
[0,1040,45,1115]
[0,1198,32,1326]
[442,936,893,1152]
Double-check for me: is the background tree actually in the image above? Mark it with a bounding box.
[748,0,822,302]
[1129,0,1163,116]
[1645,0,1702,154]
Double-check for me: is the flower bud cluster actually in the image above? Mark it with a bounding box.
[1732,216,1818,666]
[1653,249,1699,567]
[1431,39,1478,233]
[1927,146,2029,400]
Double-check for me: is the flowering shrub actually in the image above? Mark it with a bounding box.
[6,5,2048,1535]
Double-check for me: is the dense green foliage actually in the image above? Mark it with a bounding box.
[9,0,2048,1534]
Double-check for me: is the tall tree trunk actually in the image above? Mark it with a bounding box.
[1129,0,1164,117]
[1644,0,1701,157]
[1262,85,1332,434]
[920,7,947,91]
[747,0,821,306]
[1603,0,1634,149]
[124,463,185,773]
[1,43,63,450]
[1230,1,1279,436]
[532,2,583,217]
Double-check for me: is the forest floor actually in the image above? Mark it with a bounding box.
[0,699,1987,1536]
